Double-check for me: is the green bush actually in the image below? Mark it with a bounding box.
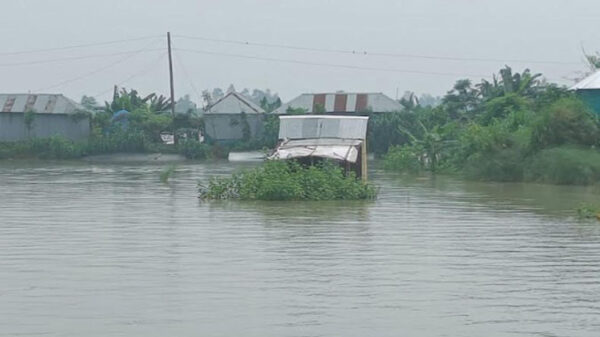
[530,97,600,151]
[383,145,423,173]
[462,148,525,182]
[177,139,211,160]
[199,160,377,201]
[524,146,600,185]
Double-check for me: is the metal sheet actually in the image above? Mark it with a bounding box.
[278,115,368,140]
[270,144,359,163]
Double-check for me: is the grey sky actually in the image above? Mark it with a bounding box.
[2,0,599,103]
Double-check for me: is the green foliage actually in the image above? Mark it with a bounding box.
[23,109,36,132]
[199,160,377,201]
[576,203,600,220]
[177,139,211,160]
[383,145,423,173]
[525,146,600,185]
[380,66,600,186]
[530,97,600,151]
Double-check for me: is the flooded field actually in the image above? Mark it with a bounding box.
[1,161,599,337]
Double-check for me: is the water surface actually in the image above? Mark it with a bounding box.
[1,161,599,337]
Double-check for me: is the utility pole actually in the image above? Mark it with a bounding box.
[167,32,176,144]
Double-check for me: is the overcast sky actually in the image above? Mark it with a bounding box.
[1,0,599,103]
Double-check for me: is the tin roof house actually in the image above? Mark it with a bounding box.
[270,115,370,181]
[0,94,91,142]
[273,92,402,115]
[203,91,265,142]
[571,71,600,114]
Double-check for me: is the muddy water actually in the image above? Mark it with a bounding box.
[1,161,599,337]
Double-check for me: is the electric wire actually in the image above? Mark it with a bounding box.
[0,48,163,67]
[174,47,490,78]
[34,40,162,92]
[172,48,204,105]
[92,52,168,99]
[174,34,580,66]
[0,35,162,56]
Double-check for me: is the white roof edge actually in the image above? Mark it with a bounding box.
[279,115,369,120]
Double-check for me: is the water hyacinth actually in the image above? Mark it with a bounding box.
[198,160,377,201]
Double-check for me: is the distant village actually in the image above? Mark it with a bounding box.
[1,68,599,148]
[0,88,409,143]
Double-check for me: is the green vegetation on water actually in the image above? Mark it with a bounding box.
[576,203,600,220]
[199,160,377,201]
[378,66,600,186]
[160,165,177,183]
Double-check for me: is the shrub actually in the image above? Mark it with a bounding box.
[177,139,211,160]
[530,97,600,151]
[199,160,377,201]
[383,145,423,173]
[462,148,525,182]
[524,146,600,185]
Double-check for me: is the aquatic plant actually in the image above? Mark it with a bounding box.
[199,160,377,201]
[576,203,600,220]
[160,165,176,183]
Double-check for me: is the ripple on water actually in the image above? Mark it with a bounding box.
[0,162,599,337]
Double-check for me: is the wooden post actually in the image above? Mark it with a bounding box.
[167,32,176,144]
[361,138,368,183]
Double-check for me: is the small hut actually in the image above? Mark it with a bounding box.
[571,71,600,114]
[0,94,91,141]
[270,115,369,181]
[203,91,265,143]
[273,92,402,115]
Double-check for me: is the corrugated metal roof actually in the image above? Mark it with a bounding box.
[205,91,265,114]
[278,115,368,140]
[571,71,600,90]
[273,92,402,114]
[0,94,87,114]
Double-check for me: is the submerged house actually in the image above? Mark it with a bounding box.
[0,94,90,142]
[203,91,265,143]
[270,115,369,181]
[571,71,600,114]
[273,92,402,115]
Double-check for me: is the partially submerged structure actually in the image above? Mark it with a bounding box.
[203,91,265,142]
[270,115,369,181]
[571,71,600,114]
[273,92,402,115]
[0,94,90,141]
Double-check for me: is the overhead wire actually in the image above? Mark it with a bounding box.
[34,40,163,92]
[0,35,162,57]
[174,47,490,78]
[0,48,163,67]
[92,52,168,99]
[174,34,581,66]
[172,46,204,105]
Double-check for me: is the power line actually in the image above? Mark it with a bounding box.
[174,48,490,78]
[34,42,162,92]
[0,48,163,67]
[92,52,168,99]
[174,34,581,66]
[0,35,162,57]
[172,47,204,105]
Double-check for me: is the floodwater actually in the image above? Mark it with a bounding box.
[1,160,600,337]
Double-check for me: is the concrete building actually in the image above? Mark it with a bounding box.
[273,92,402,115]
[571,71,600,114]
[0,94,90,142]
[203,91,265,142]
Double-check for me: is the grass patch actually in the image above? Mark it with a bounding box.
[199,160,377,201]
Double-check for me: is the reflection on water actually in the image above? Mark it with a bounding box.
[1,161,599,337]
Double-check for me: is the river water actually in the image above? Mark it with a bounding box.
[1,160,600,337]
